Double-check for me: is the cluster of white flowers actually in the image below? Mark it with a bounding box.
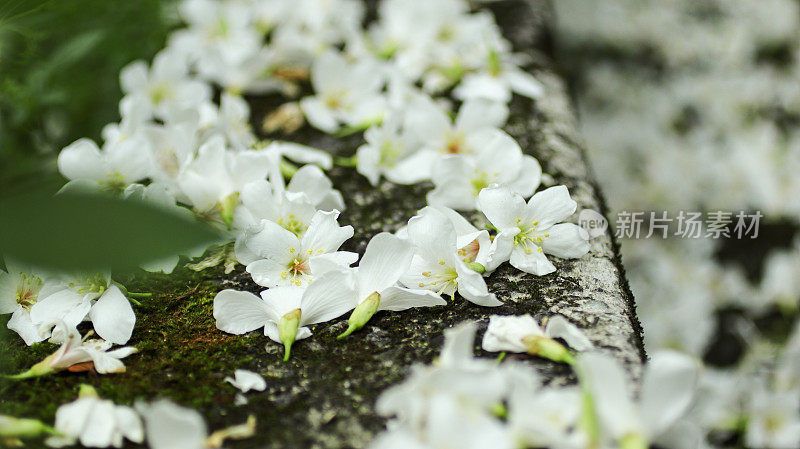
[555,0,800,447]
[370,321,700,449]
[36,385,255,449]
[0,265,137,350]
[0,0,630,447]
[175,0,590,358]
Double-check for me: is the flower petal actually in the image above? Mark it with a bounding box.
[115,406,144,444]
[525,185,577,229]
[80,399,118,447]
[378,286,446,311]
[544,315,593,351]
[506,155,542,198]
[455,263,502,306]
[456,99,508,131]
[505,69,545,99]
[259,286,305,319]
[140,400,208,449]
[83,347,128,374]
[300,270,357,326]
[300,97,339,133]
[577,352,639,438]
[213,289,273,334]
[236,219,298,265]
[356,233,414,300]
[225,369,267,393]
[89,285,135,345]
[482,314,541,353]
[301,210,354,253]
[7,309,47,346]
[246,258,290,288]
[509,246,556,276]
[539,223,590,259]
[57,139,108,182]
[640,350,699,437]
[30,289,92,332]
[405,207,458,266]
[288,165,343,211]
[477,184,526,230]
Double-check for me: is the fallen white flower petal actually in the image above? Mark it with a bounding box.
[46,385,143,448]
[225,369,267,393]
[137,399,255,449]
[338,233,446,338]
[482,314,593,363]
[4,321,137,379]
[213,269,357,360]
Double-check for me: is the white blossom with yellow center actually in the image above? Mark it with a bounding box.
[235,210,356,288]
[478,184,590,276]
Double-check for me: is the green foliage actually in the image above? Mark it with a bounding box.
[0,188,220,272]
[0,0,179,183]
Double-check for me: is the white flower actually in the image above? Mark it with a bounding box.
[232,181,317,238]
[137,399,208,449]
[235,210,356,288]
[169,0,262,72]
[210,92,255,151]
[140,119,199,194]
[0,263,48,346]
[213,270,357,360]
[578,350,699,449]
[397,205,505,275]
[478,184,590,276]
[120,48,211,120]
[373,322,522,449]
[338,233,446,337]
[369,394,515,449]
[6,321,137,379]
[300,51,386,133]
[399,207,501,306]
[427,129,541,210]
[508,386,586,449]
[745,384,800,449]
[100,95,150,148]
[136,399,255,449]
[177,134,271,226]
[46,385,143,448]
[481,314,593,363]
[453,50,545,103]
[224,369,267,393]
[356,113,435,186]
[402,98,508,180]
[231,150,343,235]
[57,137,151,194]
[30,275,136,345]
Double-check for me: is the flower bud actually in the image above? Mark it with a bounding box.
[0,415,57,438]
[219,192,240,229]
[278,309,302,361]
[338,292,380,339]
[522,335,574,364]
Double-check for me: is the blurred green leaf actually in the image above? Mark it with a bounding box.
[0,189,220,272]
[0,0,179,184]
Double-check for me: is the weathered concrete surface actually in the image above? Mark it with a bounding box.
[0,1,644,448]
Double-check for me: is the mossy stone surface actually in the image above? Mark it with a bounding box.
[0,1,644,448]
